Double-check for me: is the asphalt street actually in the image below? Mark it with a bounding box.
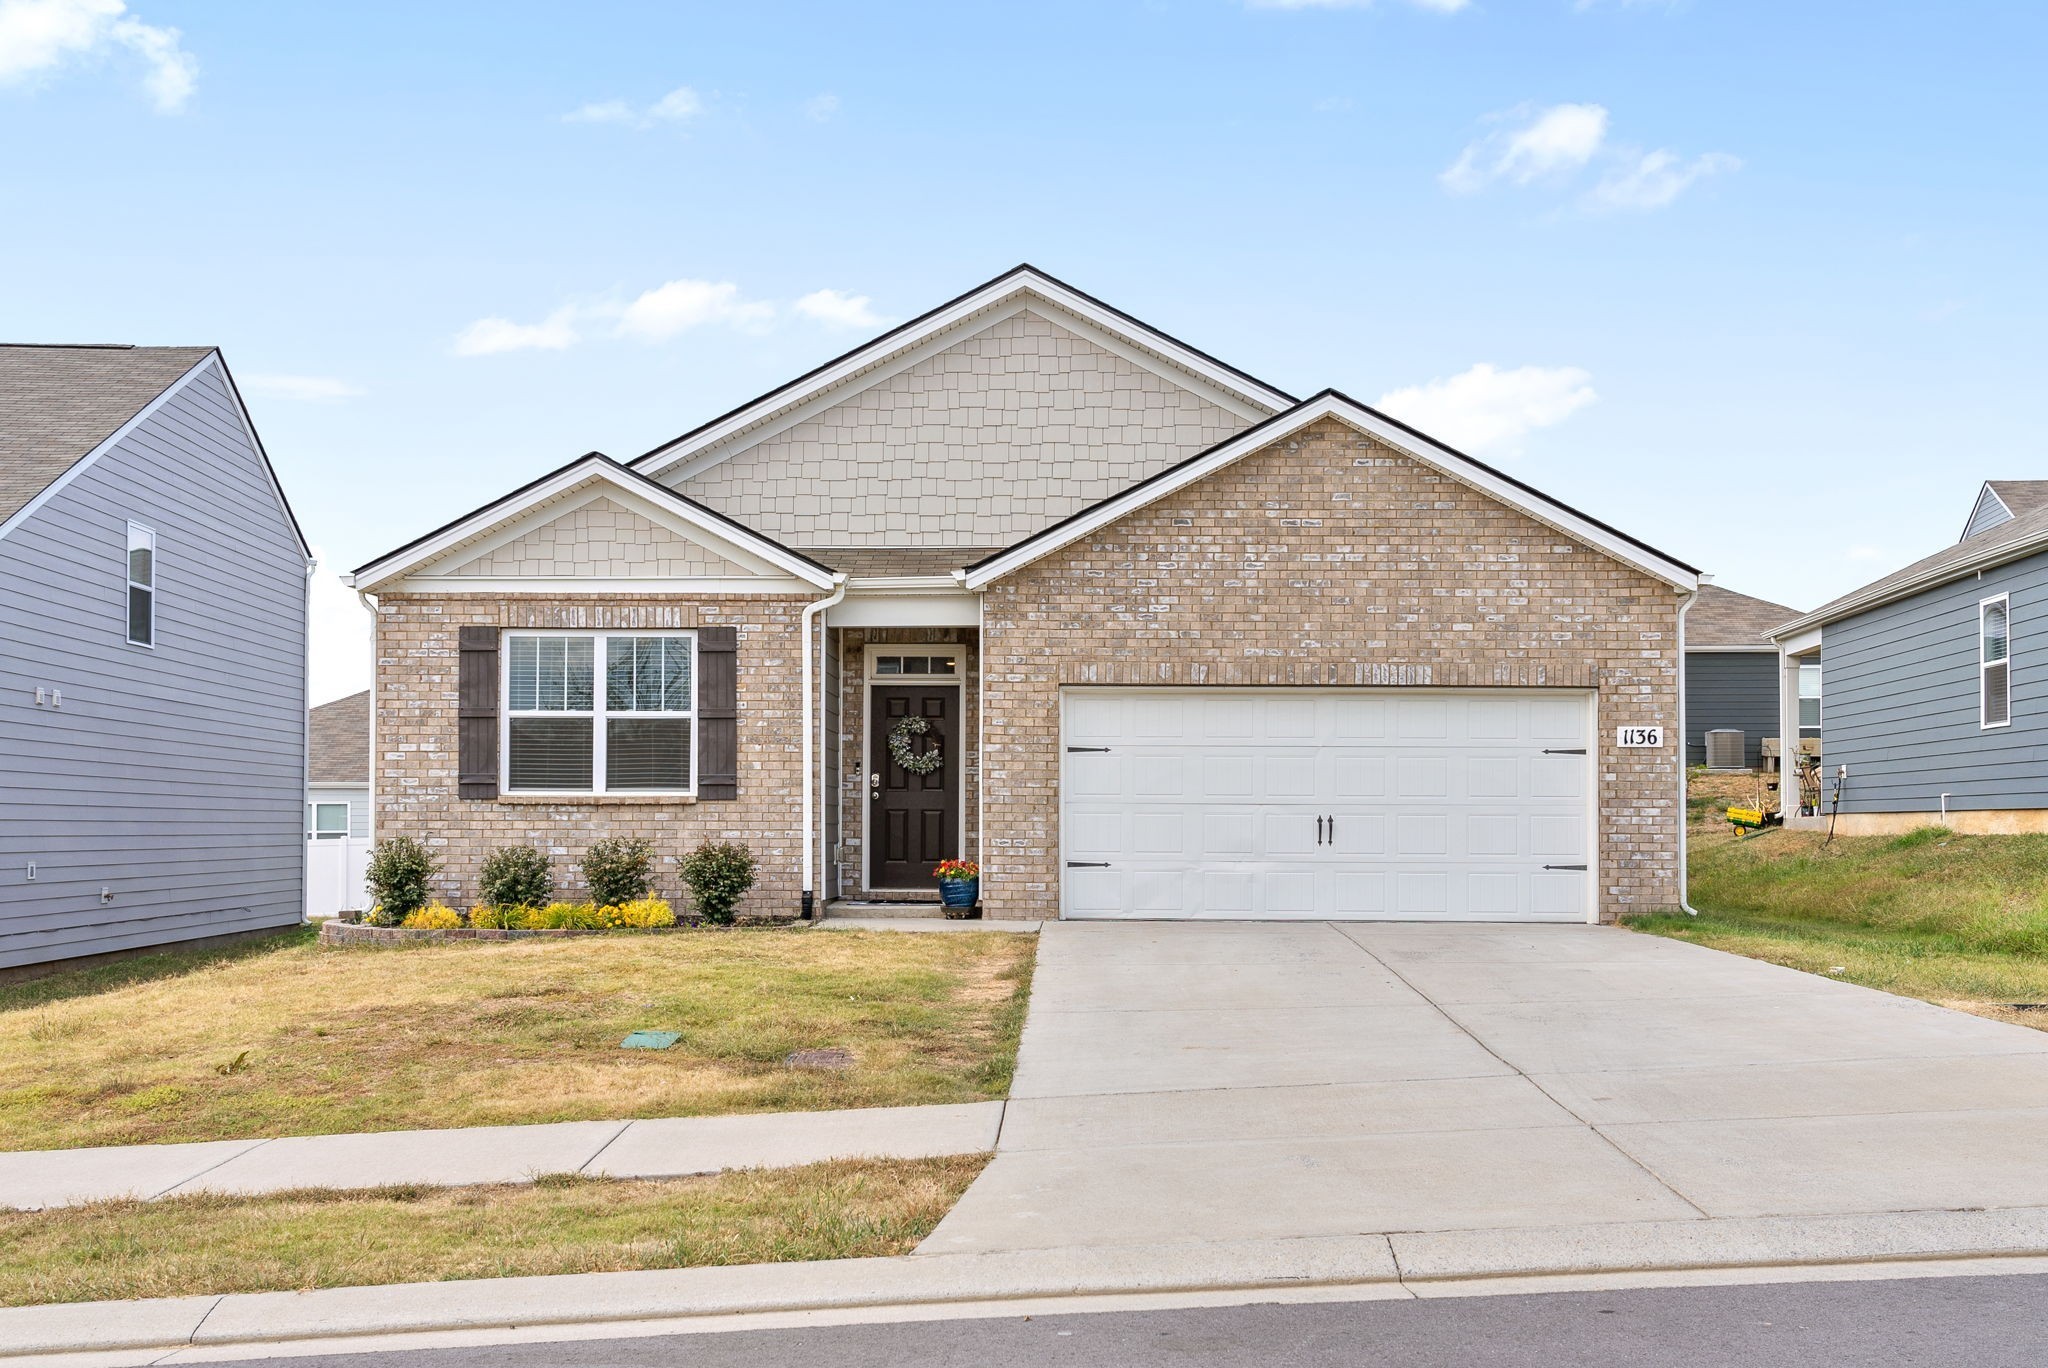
[201,1272,2048,1367]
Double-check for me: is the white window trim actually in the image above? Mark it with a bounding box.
[861,644,964,678]
[125,521,156,649]
[1981,593,2012,731]
[500,629,699,796]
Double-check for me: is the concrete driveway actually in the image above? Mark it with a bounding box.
[922,921,2048,1255]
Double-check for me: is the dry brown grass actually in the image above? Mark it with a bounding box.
[0,1155,988,1307]
[0,928,1034,1151]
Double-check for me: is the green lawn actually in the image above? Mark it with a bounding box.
[1631,774,2048,1026]
[0,1156,987,1307]
[0,926,1035,1151]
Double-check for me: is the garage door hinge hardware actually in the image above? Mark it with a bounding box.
[1541,748,1587,755]
[1066,861,1111,868]
[1543,864,1588,871]
[1066,746,1111,753]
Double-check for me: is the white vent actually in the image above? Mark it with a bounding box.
[1705,729,1745,770]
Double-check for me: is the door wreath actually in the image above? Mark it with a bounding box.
[887,715,945,775]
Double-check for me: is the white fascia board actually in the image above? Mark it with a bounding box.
[1771,528,2048,640]
[348,458,836,591]
[0,352,218,545]
[1777,626,1823,657]
[1683,644,1779,654]
[829,590,980,628]
[384,576,818,596]
[635,271,1294,481]
[962,393,1699,592]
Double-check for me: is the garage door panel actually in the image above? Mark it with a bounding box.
[1062,689,1593,923]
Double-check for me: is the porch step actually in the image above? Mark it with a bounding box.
[822,900,949,920]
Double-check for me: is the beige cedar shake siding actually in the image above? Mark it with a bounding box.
[373,593,809,916]
[978,417,1683,923]
[673,311,1252,548]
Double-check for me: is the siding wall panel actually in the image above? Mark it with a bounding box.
[1683,651,1777,766]
[0,364,308,969]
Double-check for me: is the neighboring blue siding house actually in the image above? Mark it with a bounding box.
[0,345,312,973]
[1770,481,2048,833]
[1685,584,1800,768]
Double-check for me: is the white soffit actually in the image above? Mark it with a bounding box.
[960,392,1699,593]
[634,269,1295,484]
[350,456,838,591]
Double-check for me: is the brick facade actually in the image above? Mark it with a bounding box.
[372,593,810,917]
[976,417,1683,922]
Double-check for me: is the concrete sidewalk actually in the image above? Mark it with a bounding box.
[0,1101,1003,1211]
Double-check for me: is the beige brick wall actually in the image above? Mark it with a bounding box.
[673,310,1252,547]
[372,593,810,916]
[978,417,1683,922]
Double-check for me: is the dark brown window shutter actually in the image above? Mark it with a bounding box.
[457,626,500,800]
[696,625,738,800]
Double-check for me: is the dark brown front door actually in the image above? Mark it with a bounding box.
[869,685,959,889]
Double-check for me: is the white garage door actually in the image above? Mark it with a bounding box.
[1061,689,1593,922]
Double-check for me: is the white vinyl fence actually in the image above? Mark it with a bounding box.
[306,836,371,920]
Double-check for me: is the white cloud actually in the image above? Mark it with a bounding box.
[1586,148,1740,211]
[617,279,773,341]
[803,92,840,122]
[563,85,700,129]
[307,553,372,707]
[1375,363,1596,459]
[794,288,886,330]
[1247,0,1468,11]
[0,0,195,111]
[452,307,581,357]
[1441,103,1609,194]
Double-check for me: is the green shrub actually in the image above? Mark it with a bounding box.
[581,837,653,907]
[466,904,528,930]
[479,845,553,909]
[523,901,600,930]
[680,841,757,925]
[365,837,438,926]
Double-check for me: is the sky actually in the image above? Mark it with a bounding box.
[3,0,2043,705]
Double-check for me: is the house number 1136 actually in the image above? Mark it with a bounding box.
[1616,726,1665,748]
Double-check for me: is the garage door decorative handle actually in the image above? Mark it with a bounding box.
[1067,746,1111,753]
[1543,864,1588,871]
[1541,748,1587,755]
[1066,861,1111,868]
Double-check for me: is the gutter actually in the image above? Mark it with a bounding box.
[1772,523,2048,641]
[799,575,850,918]
[1675,582,1703,916]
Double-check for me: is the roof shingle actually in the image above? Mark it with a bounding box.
[309,690,370,785]
[0,345,214,525]
[1688,584,1802,648]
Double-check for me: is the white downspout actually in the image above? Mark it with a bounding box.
[1676,581,1703,916]
[800,576,849,918]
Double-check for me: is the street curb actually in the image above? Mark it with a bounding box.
[8,1208,2048,1358]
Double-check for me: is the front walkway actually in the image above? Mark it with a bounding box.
[0,1101,1002,1211]
[922,920,2048,1253]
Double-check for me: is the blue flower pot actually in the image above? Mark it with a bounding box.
[938,877,979,909]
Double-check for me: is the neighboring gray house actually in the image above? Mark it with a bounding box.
[0,345,311,972]
[1770,480,2048,834]
[1685,584,1802,769]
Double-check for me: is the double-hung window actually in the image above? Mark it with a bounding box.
[1981,595,2012,729]
[504,632,696,794]
[126,523,155,647]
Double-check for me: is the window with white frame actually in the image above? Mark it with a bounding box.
[126,523,155,646]
[1982,595,2011,729]
[504,632,696,793]
[1797,663,1822,735]
[308,803,349,839]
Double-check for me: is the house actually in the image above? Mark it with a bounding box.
[1769,480,2048,834]
[307,689,372,919]
[0,345,311,973]
[350,266,1700,924]
[1684,584,1802,769]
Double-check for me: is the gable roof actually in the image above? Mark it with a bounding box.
[1687,585,1801,649]
[309,689,370,784]
[349,451,841,591]
[959,389,1699,591]
[1961,480,2048,542]
[1776,498,2048,640]
[0,344,216,525]
[632,264,1297,482]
